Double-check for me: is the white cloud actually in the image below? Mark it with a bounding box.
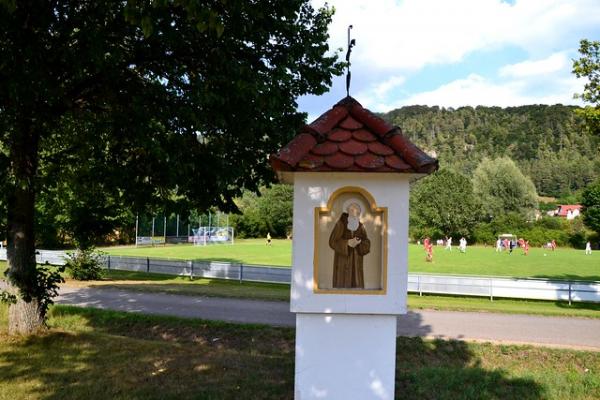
[370,73,584,110]
[314,0,600,71]
[354,75,406,107]
[499,52,568,78]
[373,75,406,98]
[299,0,599,114]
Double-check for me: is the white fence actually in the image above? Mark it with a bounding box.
[0,249,69,266]
[407,274,600,304]
[1,249,599,303]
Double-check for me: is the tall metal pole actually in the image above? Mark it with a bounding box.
[163,215,167,244]
[176,214,180,237]
[135,214,139,246]
[151,217,155,237]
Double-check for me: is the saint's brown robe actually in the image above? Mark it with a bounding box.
[328,212,370,288]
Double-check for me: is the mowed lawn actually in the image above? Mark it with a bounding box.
[101,239,293,267]
[1,304,599,400]
[102,240,600,281]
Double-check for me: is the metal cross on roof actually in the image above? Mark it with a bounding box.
[346,25,356,97]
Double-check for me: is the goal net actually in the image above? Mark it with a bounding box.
[192,227,235,246]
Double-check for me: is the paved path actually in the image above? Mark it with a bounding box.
[57,286,600,350]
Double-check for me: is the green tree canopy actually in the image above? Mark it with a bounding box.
[231,184,293,239]
[410,169,482,239]
[573,39,600,135]
[382,104,600,198]
[0,0,342,333]
[581,180,600,235]
[472,157,539,220]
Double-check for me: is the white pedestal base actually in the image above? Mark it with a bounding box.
[294,313,397,400]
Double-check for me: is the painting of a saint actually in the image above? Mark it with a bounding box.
[328,199,371,288]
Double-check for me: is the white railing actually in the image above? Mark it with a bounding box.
[1,249,599,304]
[0,249,68,266]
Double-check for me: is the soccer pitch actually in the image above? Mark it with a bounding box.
[101,239,600,281]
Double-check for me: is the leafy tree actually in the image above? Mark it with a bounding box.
[230,191,267,239]
[573,39,600,135]
[0,0,342,333]
[382,104,600,197]
[581,180,600,235]
[231,184,293,238]
[410,169,482,239]
[257,184,293,238]
[472,157,539,220]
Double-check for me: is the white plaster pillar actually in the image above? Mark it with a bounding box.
[295,314,397,400]
[290,173,412,400]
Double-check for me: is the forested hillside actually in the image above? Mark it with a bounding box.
[382,105,600,198]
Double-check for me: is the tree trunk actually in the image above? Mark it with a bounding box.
[7,286,44,336]
[6,119,42,334]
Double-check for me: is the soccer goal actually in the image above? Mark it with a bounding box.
[135,212,233,246]
[192,227,235,246]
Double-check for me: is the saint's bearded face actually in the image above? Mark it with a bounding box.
[346,203,361,232]
[347,203,361,218]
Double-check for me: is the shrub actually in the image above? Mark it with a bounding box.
[472,223,496,245]
[534,216,566,230]
[515,227,568,247]
[65,248,104,280]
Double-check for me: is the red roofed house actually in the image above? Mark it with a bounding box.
[270,96,437,399]
[554,205,582,220]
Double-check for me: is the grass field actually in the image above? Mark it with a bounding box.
[101,239,600,281]
[0,304,599,400]
[102,239,294,266]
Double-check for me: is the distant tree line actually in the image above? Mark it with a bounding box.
[409,162,597,248]
[382,104,600,198]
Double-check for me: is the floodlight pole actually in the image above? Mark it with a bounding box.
[207,211,212,246]
[135,214,139,247]
[163,216,167,245]
[176,214,180,237]
[151,217,155,237]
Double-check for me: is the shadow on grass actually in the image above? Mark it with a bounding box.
[0,307,545,400]
[395,337,544,399]
[0,306,296,400]
[552,300,600,312]
[103,269,180,281]
[395,312,544,399]
[532,274,600,282]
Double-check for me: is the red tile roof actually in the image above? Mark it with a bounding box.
[556,205,582,217]
[270,97,438,174]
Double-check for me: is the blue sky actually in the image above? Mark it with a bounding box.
[298,0,600,121]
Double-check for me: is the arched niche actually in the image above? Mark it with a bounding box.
[313,186,388,294]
